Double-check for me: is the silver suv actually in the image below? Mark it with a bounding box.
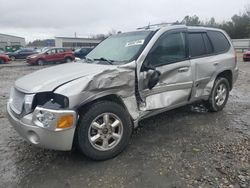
[7,25,239,160]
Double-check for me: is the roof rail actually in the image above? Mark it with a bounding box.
[137,22,183,30]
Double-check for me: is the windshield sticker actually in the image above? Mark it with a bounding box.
[125,39,145,47]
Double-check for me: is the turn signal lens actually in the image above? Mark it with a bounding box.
[57,115,74,129]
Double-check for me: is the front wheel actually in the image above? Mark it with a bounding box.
[10,56,15,61]
[206,77,230,112]
[77,101,132,160]
[37,59,45,66]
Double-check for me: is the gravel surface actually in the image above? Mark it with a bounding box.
[0,61,249,188]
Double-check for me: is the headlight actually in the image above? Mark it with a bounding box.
[33,107,76,131]
[36,110,55,128]
[24,94,35,113]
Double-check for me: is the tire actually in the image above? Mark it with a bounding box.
[0,58,4,64]
[10,56,15,61]
[206,77,230,112]
[77,101,132,160]
[65,57,72,63]
[37,59,45,66]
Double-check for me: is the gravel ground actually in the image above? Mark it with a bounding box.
[0,60,249,188]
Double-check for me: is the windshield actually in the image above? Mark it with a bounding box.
[86,31,153,64]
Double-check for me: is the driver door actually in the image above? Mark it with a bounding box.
[138,31,193,110]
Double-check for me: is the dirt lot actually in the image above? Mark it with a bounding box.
[0,60,249,188]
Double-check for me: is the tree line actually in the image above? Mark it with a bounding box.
[178,6,250,39]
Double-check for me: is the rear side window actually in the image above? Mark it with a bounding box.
[57,48,65,53]
[207,31,230,53]
[188,33,206,57]
[202,33,213,54]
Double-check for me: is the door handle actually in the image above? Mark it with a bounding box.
[213,62,219,66]
[178,67,189,73]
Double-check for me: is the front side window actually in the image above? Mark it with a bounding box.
[146,32,187,67]
[86,31,153,63]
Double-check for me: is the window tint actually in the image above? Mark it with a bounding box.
[202,33,213,54]
[188,33,206,57]
[57,48,65,53]
[147,32,187,66]
[47,49,57,55]
[207,31,230,53]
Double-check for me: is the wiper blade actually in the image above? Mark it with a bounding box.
[85,57,94,62]
[93,57,114,65]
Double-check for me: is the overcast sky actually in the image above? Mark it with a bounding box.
[0,0,249,42]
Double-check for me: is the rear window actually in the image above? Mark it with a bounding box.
[207,31,230,53]
[188,33,206,57]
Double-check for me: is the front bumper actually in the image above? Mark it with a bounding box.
[7,102,77,151]
[26,58,37,64]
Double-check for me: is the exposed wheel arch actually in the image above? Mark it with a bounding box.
[77,94,135,128]
[36,58,46,66]
[216,70,233,90]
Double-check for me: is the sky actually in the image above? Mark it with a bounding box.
[0,0,249,42]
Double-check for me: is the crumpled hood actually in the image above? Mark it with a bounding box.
[15,62,115,93]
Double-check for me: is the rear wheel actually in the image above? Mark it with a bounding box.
[65,57,72,63]
[0,58,4,64]
[206,77,230,112]
[77,101,132,160]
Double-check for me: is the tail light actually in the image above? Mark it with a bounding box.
[234,51,237,65]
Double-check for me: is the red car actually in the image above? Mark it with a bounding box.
[26,48,75,65]
[0,54,11,64]
[243,50,250,62]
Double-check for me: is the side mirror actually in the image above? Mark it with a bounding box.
[148,69,161,90]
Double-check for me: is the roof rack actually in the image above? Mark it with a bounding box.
[137,22,182,30]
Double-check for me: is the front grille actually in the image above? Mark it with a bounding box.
[10,88,25,115]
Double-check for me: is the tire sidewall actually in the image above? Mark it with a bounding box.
[37,59,44,66]
[209,77,230,111]
[65,57,72,63]
[77,101,132,160]
[10,56,15,61]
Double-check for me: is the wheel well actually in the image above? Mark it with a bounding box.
[78,94,128,116]
[65,56,72,60]
[77,94,134,128]
[217,70,232,90]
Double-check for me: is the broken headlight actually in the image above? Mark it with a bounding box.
[32,92,69,110]
[24,94,35,113]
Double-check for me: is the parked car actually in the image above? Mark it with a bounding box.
[0,49,6,54]
[0,54,11,64]
[74,47,93,59]
[26,48,75,65]
[7,49,37,60]
[243,50,250,61]
[7,25,238,160]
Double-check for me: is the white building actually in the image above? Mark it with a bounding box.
[232,38,250,52]
[0,33,25,50]
[55,37,102,48]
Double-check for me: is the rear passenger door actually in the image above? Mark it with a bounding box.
[188,31,216,100]
[189,30,232,100]
[56,48,65,61]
